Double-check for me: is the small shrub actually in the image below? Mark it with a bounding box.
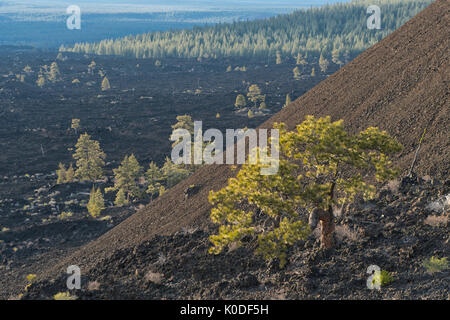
[373,270,394,287]
[144,271,164,285]
[53,292,77,300]
[423,256,448,274]
[424,215,448,227]
[88,281,101,291]
[25,274,37,291]
[156,253,167,265]
[386,179,400,193]
[335,225,358,243]
[57,211,73,220]
[26,274,37,282]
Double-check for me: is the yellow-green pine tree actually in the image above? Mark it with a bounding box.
[276,51,282,64]
[234,94,247,108]
[48,62,60,82]
[208,116,402,267]
[56,163,67,184]
[247,84,263,107]
[87,187,105,218]
[101,76,111,91]
[319,53,329,73]
[71,119,81,134]
[110,154,143,203]
[65,163,75,183]
[283,94,292,108]
[36,75,46,87]
[73,133,106,181]
[293,67,301,80]
[114,188,128,207]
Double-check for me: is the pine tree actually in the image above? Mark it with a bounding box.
[36,75,46,87]
[209,116,403,267]
[171,115,194,134]
[234,94,247,108]
[296,53,301,65]
[109,154,143,203]
[158,185,166,196]
[146,161,163,199]
[48,62,60,82]
[73,133,106,181]
[319,53,330,73]
[114,188,128,207]
[283,94,292,108]
[343,50,350,64]
[332,48,342,65]
[293,67,301,80]
[276,51,282,65]
[170,115,194,147]
[88,61,96,74]
[71,119,80,134]
[56,163,67,184]
[65,163,75,183]
[101,77,111,91]
[170,115,206,168]
[296,52,307,65]
[161,157,190,188]
[247,84,263,107]
[57,163,75,184]
[87,187,105,218]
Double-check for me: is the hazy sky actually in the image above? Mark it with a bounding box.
[0,0,353,13]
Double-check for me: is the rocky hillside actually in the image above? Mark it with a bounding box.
[25,176,449,299]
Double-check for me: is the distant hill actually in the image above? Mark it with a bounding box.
[22,0,448,298]
[61,0,433,59]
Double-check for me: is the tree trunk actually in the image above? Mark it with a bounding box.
[320,181,337,249]
[309,208,335,249]
[318,209,335,249]
[308,181,337,249]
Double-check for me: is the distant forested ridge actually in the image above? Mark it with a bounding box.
[60,0,432,60]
